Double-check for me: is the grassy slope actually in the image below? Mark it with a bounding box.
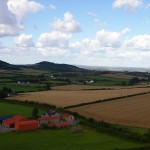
[0,129,144,150]
[0,101,146,150]
[0,102,45,117]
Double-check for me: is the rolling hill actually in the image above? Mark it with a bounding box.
[0,60,85,72]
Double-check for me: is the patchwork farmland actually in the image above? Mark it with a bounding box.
[8,86,150,107]
[70,93,150,128]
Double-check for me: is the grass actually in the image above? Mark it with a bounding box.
[0,83,46,92]
[0,101,45,118]
[0,128,145,150]
[66,75,129,86]
[0,101,148,150]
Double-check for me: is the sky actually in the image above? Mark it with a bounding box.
[1,0,150,67]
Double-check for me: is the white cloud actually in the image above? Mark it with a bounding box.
[96,30,121,47]
[70,29,125,57]
[0,0,23,37]
[113,0,142,13]
[8,0,45,22]
[88,11,97,17]
[49,4,56,10]
[0,0,44,37]
[15,34,34,48]
[121,28,130,34]
[94,19,106,27]
[37,31,72,56]
[124,34,150,50]
[51,12,82,33]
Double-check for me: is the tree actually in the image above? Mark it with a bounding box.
[45,82,51,90]
[0,87,12,98]
[32,107,39,119]
[129,77,140,85]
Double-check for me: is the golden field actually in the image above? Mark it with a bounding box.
[8,85,150,107]
[70,93,150,128]
[51,84,150,91]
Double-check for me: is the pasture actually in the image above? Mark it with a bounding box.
[0,128,145,150]
[70,93,150,128]
[8,87,150,107]
[0,101,45,117]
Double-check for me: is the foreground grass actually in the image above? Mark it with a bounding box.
[0,102,45,118]
[0,128,145,150]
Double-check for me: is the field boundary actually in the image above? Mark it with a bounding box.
[64,91,150,109]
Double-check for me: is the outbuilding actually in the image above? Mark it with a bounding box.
[15,120,38,131]
[2,115,28,128]
[0,115,15,124]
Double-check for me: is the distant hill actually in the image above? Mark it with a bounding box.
[25,61,85,72]
[0,60,19,70]
[0,60,85,72]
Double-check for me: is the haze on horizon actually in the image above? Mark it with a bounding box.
[0,0,150,68]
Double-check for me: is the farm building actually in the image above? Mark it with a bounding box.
[0,115,15,124]
[55,122,69,128]
[63,113,74,122]
[38,116,60,126]
[2,115,28,128]
[15,120,38,131]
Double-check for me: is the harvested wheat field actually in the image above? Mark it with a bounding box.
[8,87,150,108]
[70,93,150,128]
[51,84,150,91]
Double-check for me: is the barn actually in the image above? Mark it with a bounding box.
[2,115,28,128]
[0,115,15,124]
[15,120,38,131]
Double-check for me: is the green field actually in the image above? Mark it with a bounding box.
[0,101,148,150]
[0,102,45,118]
[0,83,46,92]
[0,128,144,150]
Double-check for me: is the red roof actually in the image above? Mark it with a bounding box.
[63,113,70,118]
[16,120,38,125]
[55,122,69,127]
[15,120,38,131]
[38,116,60,121]
[3,115,28,126]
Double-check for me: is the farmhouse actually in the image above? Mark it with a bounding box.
[63,113,74,122]
[38,116,60,126]
[15,120,38,131]
[2,115,28,128]
[38,113,76,128]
